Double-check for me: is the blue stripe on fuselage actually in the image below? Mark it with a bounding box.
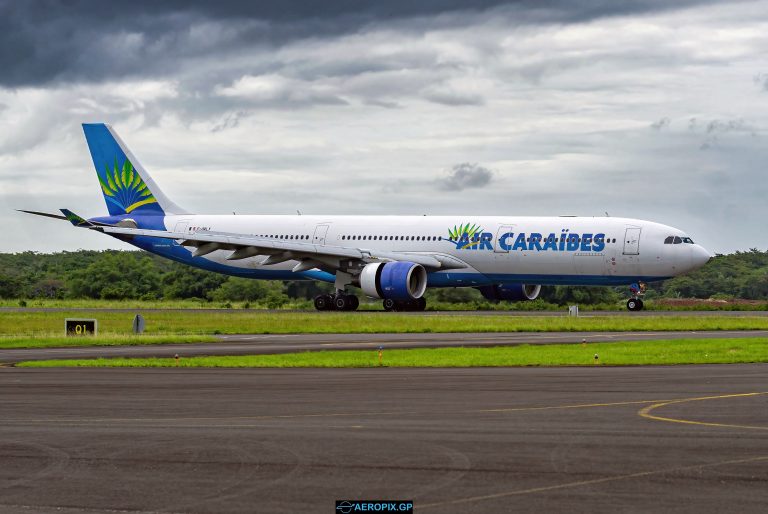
[425,273,670,287]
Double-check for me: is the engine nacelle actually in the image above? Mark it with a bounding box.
[476,283,541,302]
[360,262,427,300]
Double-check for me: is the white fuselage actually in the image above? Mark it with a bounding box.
[145,214,710,287]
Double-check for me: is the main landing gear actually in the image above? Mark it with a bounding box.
[314,292,359,311]
[626,281,647,311]
[383,297,427,312]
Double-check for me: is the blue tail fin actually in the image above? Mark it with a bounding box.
[82,123,188,216]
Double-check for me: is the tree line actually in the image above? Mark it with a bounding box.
[0,249,766,304]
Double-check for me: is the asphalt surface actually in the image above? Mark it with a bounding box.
[0,365,766,513]
[2,330,768,364]
[2,307,768,316]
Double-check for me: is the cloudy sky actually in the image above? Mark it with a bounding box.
[1,0,766,254]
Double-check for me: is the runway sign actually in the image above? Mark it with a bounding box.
[65,318,97,336]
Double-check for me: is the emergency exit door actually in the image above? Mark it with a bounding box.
[173,219,190,234]
[313,224,329,246]
[623,227,641,255]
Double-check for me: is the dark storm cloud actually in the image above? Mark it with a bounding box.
[0,0,722,87]
[437,163,494,191]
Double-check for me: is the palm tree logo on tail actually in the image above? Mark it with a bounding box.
[98,159,157,214]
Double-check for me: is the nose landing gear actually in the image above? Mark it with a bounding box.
[626,282,646,311]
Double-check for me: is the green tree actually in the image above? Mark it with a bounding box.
[0,273,23,299]
[161,267,228,300]
[209,278,279,302]
[66,252,162,299]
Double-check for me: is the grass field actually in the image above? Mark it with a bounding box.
[2,311,768,342]
[16,338,768,368]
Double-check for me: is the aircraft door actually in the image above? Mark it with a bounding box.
[494,225,514,253]
[623,227,641,255]
[313,224,330,246]
[173,219,190,235]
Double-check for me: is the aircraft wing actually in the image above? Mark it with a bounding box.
[96,225,468,272]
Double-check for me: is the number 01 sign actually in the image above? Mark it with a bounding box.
[65,319,98,336]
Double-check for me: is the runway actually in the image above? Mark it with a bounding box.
[0,365,766,513]
[2,330,768,363]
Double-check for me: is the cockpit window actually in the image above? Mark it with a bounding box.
[665,235,694,244]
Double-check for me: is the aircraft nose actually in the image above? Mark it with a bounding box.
[691,244,712,269]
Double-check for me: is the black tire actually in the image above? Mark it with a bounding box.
[383,298,396,311]
[626,298,638,311]
[415,297,427,311]
[347,295,359,311]
[334,295,349,311]
[314,294,332,311]
[397,300,416,312]
[635,298,644,311]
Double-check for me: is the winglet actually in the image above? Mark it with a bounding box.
[60,209,95,227]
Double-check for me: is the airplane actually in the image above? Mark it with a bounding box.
[21,123,712,312]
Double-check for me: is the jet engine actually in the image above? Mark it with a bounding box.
[476,283,541,302]
[360,262,427,300]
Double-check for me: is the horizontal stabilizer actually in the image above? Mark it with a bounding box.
[17,209,68,221]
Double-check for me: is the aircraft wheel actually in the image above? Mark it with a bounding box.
[346,295,359,311]
[314,294,332,311]
[626,298,641,311]
[635,298,644,310]
[383,298,396,311]
[334,295,350,311]
[396,300,419,312]
[416,297,427,311]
